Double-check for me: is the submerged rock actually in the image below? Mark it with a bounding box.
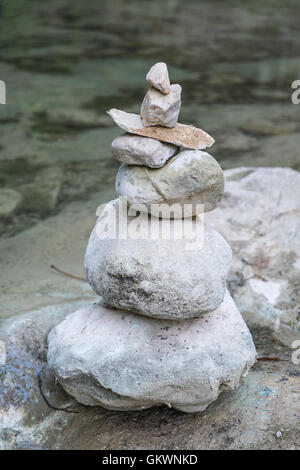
[0,188,22,217]
[107,109,215,150]
[84,199,232,319]
[116,150,224,217]
[146,62,170,95]
[19,167,63,215]
[47,290,256,413]
[140,84,182,127]
[111,133,178,168]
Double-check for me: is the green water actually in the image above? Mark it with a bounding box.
[0,0,300,238]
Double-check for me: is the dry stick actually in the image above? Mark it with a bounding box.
[50,264,87,282]
[37,369,79,413]
[257,356,281,362]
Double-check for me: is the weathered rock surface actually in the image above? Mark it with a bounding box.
[111,132,178,168]
[141,84,181,127]
[146,62,170,95]
[47,290,256,413]
[206,167,300,337]
[0,188,22,217]
[84,199,232,319]
[116,150,224,218]
[107,109,215,150]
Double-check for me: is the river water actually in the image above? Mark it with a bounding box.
[0,0,300,239]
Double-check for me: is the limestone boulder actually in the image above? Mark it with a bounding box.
[206,167,300,336]
[47,290,256,413]
[84,199,232,319]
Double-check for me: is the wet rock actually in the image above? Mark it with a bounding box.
[0,302,85,450]
[146,62,170,95]
[0,188,22,217]
[140,84,181,127]
[116,150,224,217]
[19,167,63,215]
[240,120,298,136]
[47,290,256,413]
[111,133,178,168]
[206,167,300,336]
[32,108,112,134]
[84,199,232,319]
[217,133,258,153]
[207,72,246,86]
[107,109,215,150]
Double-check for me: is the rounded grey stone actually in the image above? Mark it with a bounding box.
[116,150,224,218]
[111,133,178,168]
[84,199,232,319]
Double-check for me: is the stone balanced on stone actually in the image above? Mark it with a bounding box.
[47,63,256,413]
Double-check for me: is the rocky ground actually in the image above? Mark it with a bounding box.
[0,168,299,450]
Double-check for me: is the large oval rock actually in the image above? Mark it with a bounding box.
[116,150,224,218]
[47,291,256,413]
[84,199,232,319]
[111,132,178,168]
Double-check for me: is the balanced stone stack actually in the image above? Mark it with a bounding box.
[47,63,256,413]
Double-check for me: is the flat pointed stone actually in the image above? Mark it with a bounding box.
[146,62,170,94]
[141,84,181,127]
[107,109,215,150]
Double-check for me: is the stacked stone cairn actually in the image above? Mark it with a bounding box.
[47,63,256,413]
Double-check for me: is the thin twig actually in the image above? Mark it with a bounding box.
[50,264,87,282]
[38,369,79,414]
[257,356,280,362]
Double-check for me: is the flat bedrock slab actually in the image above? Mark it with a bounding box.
[111,132,178,168]
[206,166,300,335]
[116,150,224,218]
[84,199,232,319]
[146,62,170,95]
[140,84,181,127]
[107,109,215,150]
[47,290,256,413]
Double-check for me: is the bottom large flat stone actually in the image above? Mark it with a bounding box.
[47,290,256,413]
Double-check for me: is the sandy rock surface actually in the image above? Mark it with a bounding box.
[107,109,215,150]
